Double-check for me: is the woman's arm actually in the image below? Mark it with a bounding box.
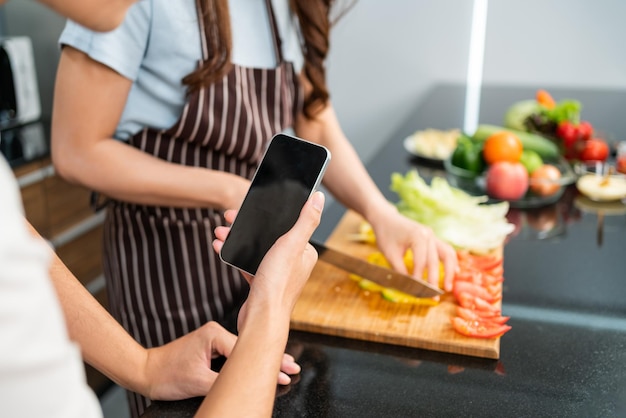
[51,47,249,211]
[38,219,150,392]
[198,192,324,417]
[28,220,300,400]
[38,0,136,32]
[294,99,457,291]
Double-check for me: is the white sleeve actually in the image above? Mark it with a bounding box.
[0,156,102,418]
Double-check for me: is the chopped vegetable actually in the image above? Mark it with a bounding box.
[381,288,439,306]
[390,170,515,252]
[453,280,501,304]
[450,250,511,339]
[358,279,384,292]
[457,307,509,325]
[349,250,443,306]
[451,317,511,339]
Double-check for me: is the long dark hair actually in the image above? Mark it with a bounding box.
[182,0,352,119]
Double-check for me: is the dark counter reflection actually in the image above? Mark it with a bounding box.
[273,331,505,417]
[505,185,582,243]
[273,341,332,417]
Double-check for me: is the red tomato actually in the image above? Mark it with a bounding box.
[487,264,504,277]
[454,269,483,284]
[456,307,510,324]
[578,121,593,141]
[486,282,503,296]
[455,269,503,286]
[580,138,610,162]
[451,317,512,339]
[457,251,503,272]
[556,121,578,148]
[453,281,500,304]
[456,291,501,314]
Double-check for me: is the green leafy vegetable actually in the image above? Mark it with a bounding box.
[539,99,581,125]
[390,170,515,252]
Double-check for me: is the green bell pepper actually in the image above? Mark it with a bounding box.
[451,134,485,174]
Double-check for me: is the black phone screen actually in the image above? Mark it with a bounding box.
[219,133,330,275]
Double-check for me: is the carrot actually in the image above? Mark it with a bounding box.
[536,89,556,109]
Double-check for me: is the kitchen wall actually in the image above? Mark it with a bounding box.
[328,0,626,162]
[3,0,626,163]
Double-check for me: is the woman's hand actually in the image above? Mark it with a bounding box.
[142,188,325,401]
[209,191,325,390]
[141,321,301,400]
[214,193,324,315]
[195,192,324,418]
[369,202,457,293]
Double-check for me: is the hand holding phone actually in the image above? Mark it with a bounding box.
[219,134,330,275]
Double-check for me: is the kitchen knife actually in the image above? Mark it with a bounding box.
[310,240,443,298]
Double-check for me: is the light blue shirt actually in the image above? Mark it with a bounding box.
[59,0,303,140]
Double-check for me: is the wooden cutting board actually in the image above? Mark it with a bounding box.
[290,210,501,359]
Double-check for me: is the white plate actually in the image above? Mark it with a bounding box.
[403,136,440,161]
[576,174,626,202]
[403,129,458,164]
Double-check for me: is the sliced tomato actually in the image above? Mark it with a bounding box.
[453,281,501,304]
[451,317,512,339]
[457,251,503,272]
[485,282,503,297]
[456,307,509,325]
[486,264,504,277]
[456,291,500,314]
[454,269,483,284]
[484,271,504,284]
[455,268,503,287]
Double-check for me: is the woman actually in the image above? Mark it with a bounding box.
[6,1,318,418]
[52,1,457,415]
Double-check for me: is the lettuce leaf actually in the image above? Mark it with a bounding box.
[390,170,515,252]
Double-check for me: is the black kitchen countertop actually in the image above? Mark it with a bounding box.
[141,84,626,417]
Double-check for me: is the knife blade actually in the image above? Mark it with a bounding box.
[310,240,443,298]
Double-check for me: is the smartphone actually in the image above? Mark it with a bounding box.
[219,133,331,275]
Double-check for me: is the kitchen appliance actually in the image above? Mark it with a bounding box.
[0,36,41,130]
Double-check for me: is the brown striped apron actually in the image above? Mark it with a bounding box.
[101,1,303,416]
